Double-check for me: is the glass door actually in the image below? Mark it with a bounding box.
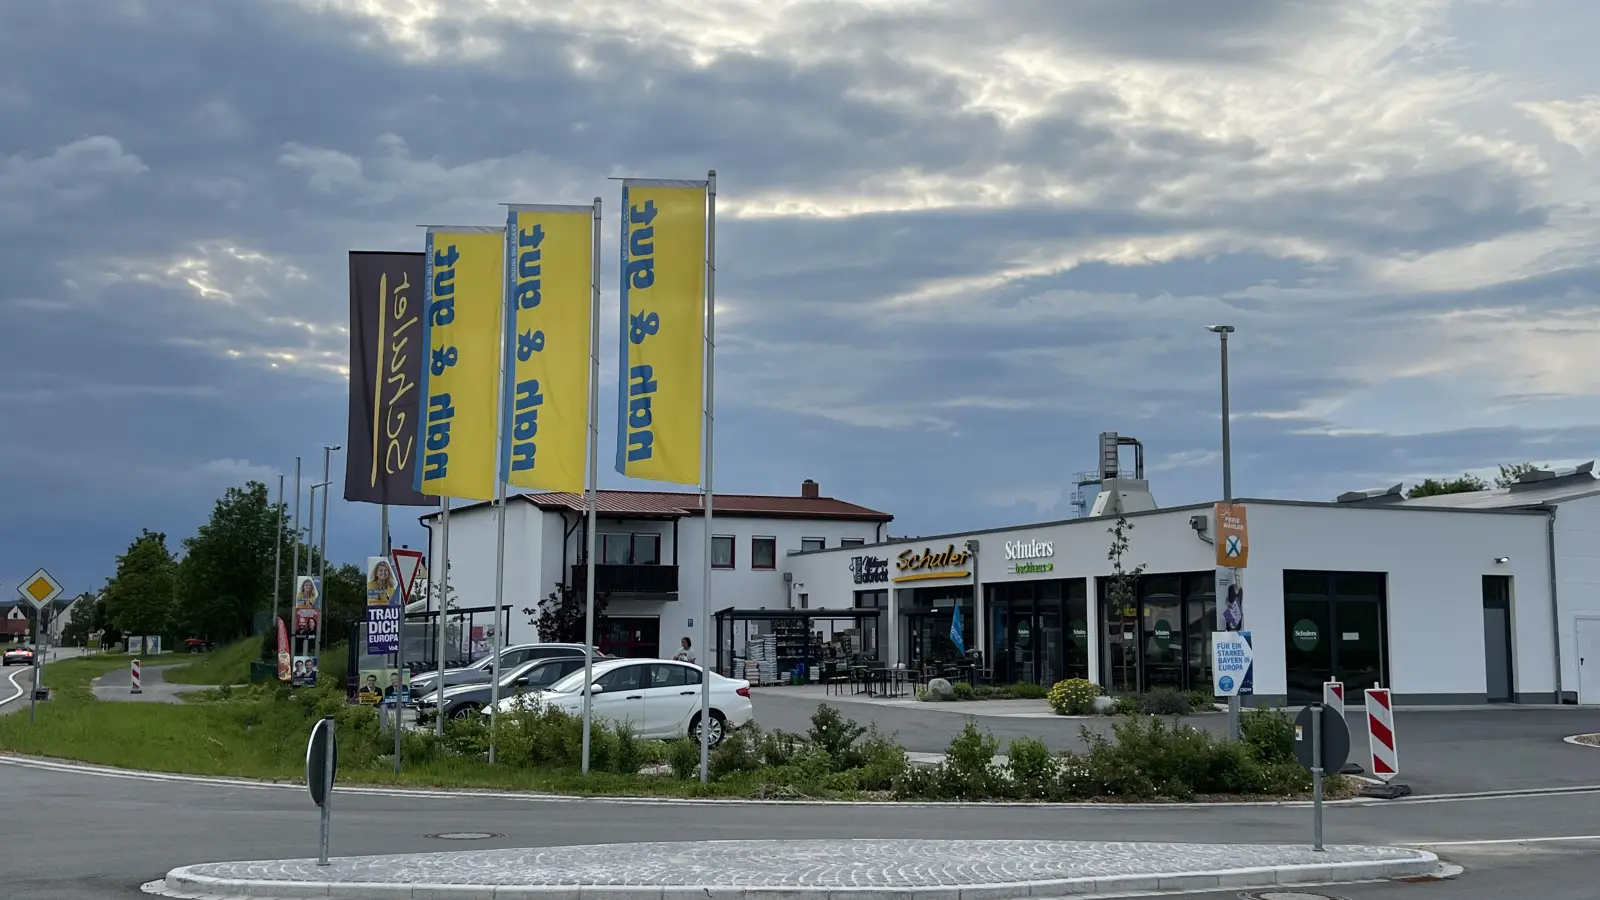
[1335,600,1385,693]
[1284,597,1333,701]
[1101,580,1140,693]
[1140,576,1184,690]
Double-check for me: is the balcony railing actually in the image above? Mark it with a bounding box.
[571,562,679,595]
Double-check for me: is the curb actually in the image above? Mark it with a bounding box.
[147,852,1442,900]
[1562,734,1600,749]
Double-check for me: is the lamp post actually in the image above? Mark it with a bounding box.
[1207,324,1239,739]
[316,445,341,684]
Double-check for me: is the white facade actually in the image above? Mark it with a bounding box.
[1547,493,1600,702]
[783,500,1558,705]
[422,492,886,658]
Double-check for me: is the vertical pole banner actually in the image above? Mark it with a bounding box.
[416,227,504,502]
[364,556,401,655]
[345,252,438,508]
[615,179,707,484]
[502,206,594,493]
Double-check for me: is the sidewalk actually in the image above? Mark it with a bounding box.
[751,684,1060,718]
[151,838,1441,900]
[92,664,191,704]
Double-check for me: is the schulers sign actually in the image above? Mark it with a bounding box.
[1005,537,1054,574]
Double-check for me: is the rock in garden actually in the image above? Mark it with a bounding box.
[926,678,955,700]
[1092,695,1116,714]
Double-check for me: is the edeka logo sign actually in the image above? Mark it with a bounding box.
[892,544,972,583]
[1005,536,1055,575]
[850,555,889,585]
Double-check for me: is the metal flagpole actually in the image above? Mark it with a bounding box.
[292,457,302,587]
[698,170,717,783]
[316,446,336,682]
[272,474,284,642]
[488,479,508,761]
[581,196,602,776]
[435,497,451,737]
[379,503,390,734]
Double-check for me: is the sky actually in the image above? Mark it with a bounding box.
[3,0,1598,600]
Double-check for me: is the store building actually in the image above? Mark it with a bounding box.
[784,462,1600,706]
[420,481,892,659]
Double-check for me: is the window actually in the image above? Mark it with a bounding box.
[712,535,735,568]
[751,536,777,570]
[841,538,865,548]
[798,593,809,609]
[801,537,825,552]
[601,532,661,565]
[597,664,644,692]
[649,663,701,687]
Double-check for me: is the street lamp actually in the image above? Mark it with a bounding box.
[1206,324,1239,740]
[316,445,341,685]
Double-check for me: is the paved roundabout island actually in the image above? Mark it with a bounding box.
[149,838,1441,900]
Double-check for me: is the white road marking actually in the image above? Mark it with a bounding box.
[1,666,30,708]
[1408,835,1600,847]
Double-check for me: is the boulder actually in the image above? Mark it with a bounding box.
[1091,695,1116,714]
[925,677,955,701]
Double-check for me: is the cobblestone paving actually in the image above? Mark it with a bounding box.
[170,839,1434,888]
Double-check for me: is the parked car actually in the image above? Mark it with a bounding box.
[414,655,590,722]
[485,658,752,746]
[409,643,608,695]
[3,646,35,667]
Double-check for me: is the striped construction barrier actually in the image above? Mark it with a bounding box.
[131,658,142,695]
[1326,681,1364,775]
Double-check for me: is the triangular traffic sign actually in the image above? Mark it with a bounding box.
[390,549,424,606]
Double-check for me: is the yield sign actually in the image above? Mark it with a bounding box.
[17,568,63,610]
[389,549,424,606]
[1224,535,1244,559]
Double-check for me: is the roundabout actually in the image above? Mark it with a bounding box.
[150,839,1440,900]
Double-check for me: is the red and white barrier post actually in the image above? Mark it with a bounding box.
[1362,685,1410,798]
[130,658,142,695]
[1324,681,1363,774]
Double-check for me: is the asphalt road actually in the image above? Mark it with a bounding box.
[752,691,1600,794]
[4,755,1600,900]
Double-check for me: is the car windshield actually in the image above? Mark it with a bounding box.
[546,663,615,694]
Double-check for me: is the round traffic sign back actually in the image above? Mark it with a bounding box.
[1292,704,1350,773]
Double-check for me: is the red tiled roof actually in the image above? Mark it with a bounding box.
[518,491,893,522]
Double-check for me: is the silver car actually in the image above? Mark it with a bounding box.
[409,643,606,695]
[414,656,591,721]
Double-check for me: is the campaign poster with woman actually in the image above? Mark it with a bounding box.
[367,558,397,606]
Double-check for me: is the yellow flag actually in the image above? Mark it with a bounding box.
[416,227,503,501]
[615,179,706,484]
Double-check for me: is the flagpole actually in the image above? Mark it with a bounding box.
[698,170,717,783]
[488,223,514,764]
[272,474,284,650]
[435,497,451,738]
[582,196,602,776]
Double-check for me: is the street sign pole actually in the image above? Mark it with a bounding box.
[319,721,333,866]
[1311,703,1324,852]
[306,716,336,866]
[28,644,39,724]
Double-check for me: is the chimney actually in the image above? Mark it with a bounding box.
[800,479,820,499]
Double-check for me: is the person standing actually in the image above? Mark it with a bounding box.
[673,636,696,663]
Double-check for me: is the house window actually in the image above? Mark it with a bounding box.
[711,535,736,569]
[801,538,825,552]
[840,538,865,548]
[798,593,809,609]
[751,537,777,570]
[601,532,662,565]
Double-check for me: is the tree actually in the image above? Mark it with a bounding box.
[1105,516,1146,691]
[528,582,609,644]
[1406,474,1487,499]
[320,562,366,644]
[1496,462,1544,488]
[102,530,178,638]
[176,481,286,642]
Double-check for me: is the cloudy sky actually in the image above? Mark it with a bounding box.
[3,0,1598,598]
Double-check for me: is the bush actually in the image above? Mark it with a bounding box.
[934,720,1003,799]
[1240,707,1297,765]
[807,704,866,768]
[856,727,910,792]
[952,681,975,701]
[709,724,763,780]
[1186,690,1216,712]
[759,729,804,767]
[1008,682,1049,700]
[665,738,700,780]
[1143,687,1193,716]
[1112,694,1145,716]
[1048,678,1099,715]
[1005,737,1057,799]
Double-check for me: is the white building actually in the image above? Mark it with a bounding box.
[419,480,891,660]
[782,462,1600,706]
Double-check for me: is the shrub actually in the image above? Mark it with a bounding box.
[613,722,646,775]
[952,681,975,701]
[665,738,700,779]
[1005,737,1057,798]
[856,727,910,791]
[709,724,762,780]
[808,704,866,768]
[970,684,995,699]
[1142,687,1193,716]
[936,720,1003,799]
[1186,690,1216,712]
[1240,707,1298,765]
[759,729,804,767]
[1048,678,1099,715]
[1008,682,1049,700]
[1112,694,1145,716]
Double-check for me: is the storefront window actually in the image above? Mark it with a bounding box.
[899,586,972,669]
[986,579,1086,686]
[1099,571,1214,694]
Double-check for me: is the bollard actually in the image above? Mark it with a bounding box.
[130,658,142,695]
[1361,685,1411,798]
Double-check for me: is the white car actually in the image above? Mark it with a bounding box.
[486,658,753,746]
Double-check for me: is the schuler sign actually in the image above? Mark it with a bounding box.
[1005,537,1054,574]
[893,544,971,583]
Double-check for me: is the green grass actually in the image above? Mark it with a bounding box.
[162,638,260,685]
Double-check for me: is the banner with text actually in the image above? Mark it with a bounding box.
[365,555,401,654]
[502,205,593,493]
[416,227,505,501]
[344,252,438,507]
[615,179,707,485]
